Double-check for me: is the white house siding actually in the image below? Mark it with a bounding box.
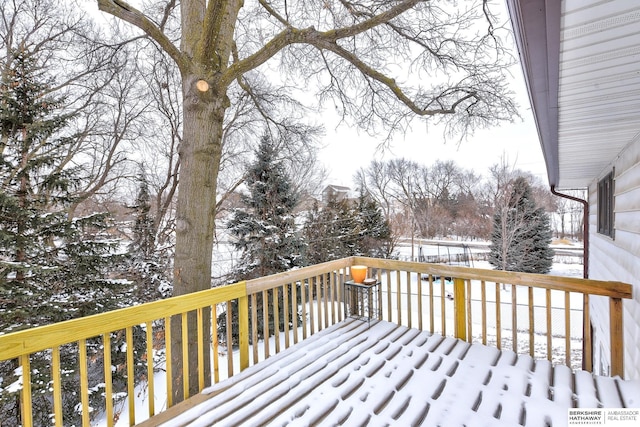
[588,141,640,380]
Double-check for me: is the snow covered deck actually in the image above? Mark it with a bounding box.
[141,319,640,426]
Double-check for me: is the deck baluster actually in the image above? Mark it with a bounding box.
[145,321,155,418]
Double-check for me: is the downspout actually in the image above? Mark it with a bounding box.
[551,185,591,372]
[550,185,589,279]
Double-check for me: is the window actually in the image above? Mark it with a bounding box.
[597,170,614,238]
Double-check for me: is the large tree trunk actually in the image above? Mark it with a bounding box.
[170,74,226,401]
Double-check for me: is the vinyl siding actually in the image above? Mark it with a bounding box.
[588,141,640,380]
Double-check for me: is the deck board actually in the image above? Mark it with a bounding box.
[144,319,640,426]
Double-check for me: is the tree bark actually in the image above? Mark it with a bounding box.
[170,73,226,400]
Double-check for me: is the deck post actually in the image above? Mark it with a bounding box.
[238,293,249,371]
[454,278,467,341]
[609,297,624,378]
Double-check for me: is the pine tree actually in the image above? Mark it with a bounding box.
[0,47,129,326]
[223,134,303,343]
[302,190,394,265]
[302,195,355,264]
[301,200,330,265]
[227,134,304,279]
[489,177,553,274]
[127,173,171,302]
[0,47,131,425]
[354,189,394,258]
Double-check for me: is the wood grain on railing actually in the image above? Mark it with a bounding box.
[546,289,552,361]
[300,278,307,341]
[417,273,423,330]
[512,284,518,352]
[52,347,62,426]
[467,280,473,342]
[480,281,487,345]
[283,283,291,350]
[274,288,281,353]
[126,326,136,422]
[164,316,172,409]
[291,282,299,345]
[79,339,90,426]
[441,276,447,334]
[496,283,502,350]
[406,271,412,329]
[384,270,392,322]
[429,275,435,334]
[238,295,249,371]
[528,287,534,356]
[144,321,155,418]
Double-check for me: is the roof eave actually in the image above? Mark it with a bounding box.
[506,0,562,188]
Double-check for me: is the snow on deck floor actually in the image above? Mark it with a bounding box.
[146,319,640,427]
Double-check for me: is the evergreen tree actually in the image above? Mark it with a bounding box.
[302,191,394,265]
[489,176,554,274]
[127,173,171,302]
[354,189,394,258]
[0,47,132,425]
[223,134,303,343]
[227,134,304,279]
[301,200,328,265]
[302,195,357,264]
[0,47,127,326]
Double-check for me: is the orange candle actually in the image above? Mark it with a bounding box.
[351,265,367,283]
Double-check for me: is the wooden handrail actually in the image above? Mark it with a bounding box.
[352,256,632,298]
[0,282,247,360]
[244,258,351,293]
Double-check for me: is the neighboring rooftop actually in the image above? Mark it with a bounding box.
[322,185,352,203]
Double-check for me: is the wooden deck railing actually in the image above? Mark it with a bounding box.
[351,257,632,377]
[0,257,632,426]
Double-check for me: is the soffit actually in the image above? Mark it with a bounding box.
[557,0,640,188]
[507,0,640,189]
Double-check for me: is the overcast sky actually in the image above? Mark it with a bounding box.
[313,1,548,188]
[317,66,548,188]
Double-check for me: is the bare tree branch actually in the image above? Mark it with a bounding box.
[97,0,188,73]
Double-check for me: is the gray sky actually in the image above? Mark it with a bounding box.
[318,69,547,187]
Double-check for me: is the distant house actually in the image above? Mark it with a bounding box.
[507,0,640,380]
[293,190,321,214]
[322,185,351,204]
